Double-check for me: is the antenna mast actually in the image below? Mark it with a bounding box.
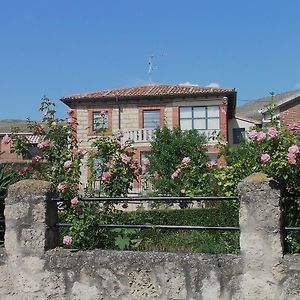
[148,55,155,84]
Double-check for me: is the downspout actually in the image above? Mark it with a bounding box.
[116,96,121,130]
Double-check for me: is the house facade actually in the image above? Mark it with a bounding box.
[61,84,237,190]
[234,89,300,141]
[0,120,41,163]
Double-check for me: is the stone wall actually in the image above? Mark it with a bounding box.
[0,175,299,299]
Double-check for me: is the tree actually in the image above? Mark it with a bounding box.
[148,127,209,195]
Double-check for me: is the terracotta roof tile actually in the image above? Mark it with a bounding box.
[61,84,235,102]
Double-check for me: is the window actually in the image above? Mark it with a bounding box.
[93,111,109,132]
[233,128,245,144]
[22,145,42,159]
[207,152,218,162]
[92,158,106,179]
[143,110,161,128]
[180,106,220,130]
[140,151,151,175]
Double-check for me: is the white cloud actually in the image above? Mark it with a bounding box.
[206,82,220,88]
[179,81,199,87]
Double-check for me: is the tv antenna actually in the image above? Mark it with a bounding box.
[148,54,165,84]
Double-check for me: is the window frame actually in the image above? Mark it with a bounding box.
[179,106,220,131]
[138,106,165,129]
[88,108,113,136]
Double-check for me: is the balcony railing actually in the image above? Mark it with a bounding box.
[122,128,221,144]
[122,128,155,143]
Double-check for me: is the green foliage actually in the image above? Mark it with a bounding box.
[108,203,239,253]
[11,96,83,200]
[87,136,141,197]
[217,114,300,253]
[148,127,209,195]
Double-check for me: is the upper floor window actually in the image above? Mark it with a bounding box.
[143,109,161,128]
[93,111,109,132]
[179,106,220,130]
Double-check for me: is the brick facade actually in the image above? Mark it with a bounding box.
[61,85,236,191]
[280,98,300,127]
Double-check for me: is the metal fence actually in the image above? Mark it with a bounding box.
[0,195,5,247]
[51,195,300,233]
[52,196,241,231]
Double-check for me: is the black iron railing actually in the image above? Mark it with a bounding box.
[0,195,5,246]
[52,196,240,231]
[51,196,300,233]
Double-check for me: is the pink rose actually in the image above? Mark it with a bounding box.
[171,168,181,180]
[171,172,178,180]
[77,147,87,156]
[71,197,78,205]
[57,182,66,191]
[288,145,299,154]
[287,152,297,164]
[102,172,111,181]
[255,132,266,142]
[267,127,277,138]
[68,109,75,115]
[122,202,128,209]
[121,154,130,164]
[182,157,191,164]
[32,155,41,163]
[288,122,300,131]
[37,140,51,149]
[22,165,29,172]
[261,153,271,163]
[141,166,147,175]
[142,158,150,166]
[2,134,11,144]
[108,162,115,169]
[208,160,218,168]
[247,130,258,140]
[64,160,72,169]
[67,117,76,125]
[51,121,57,128]
[63,235,72,246]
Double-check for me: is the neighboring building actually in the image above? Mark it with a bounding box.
[234,90,300,141]
[61,84,237,190]
[0,120,41,163]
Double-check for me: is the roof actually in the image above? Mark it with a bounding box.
[0,120,31,134]
[236,89,300,122]
[61,84,236,102]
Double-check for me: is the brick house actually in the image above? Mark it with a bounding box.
[61,84,237,190]
[233,89,300,144]
[0,120,41,163]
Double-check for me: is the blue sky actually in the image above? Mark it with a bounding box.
[1,0,300,120]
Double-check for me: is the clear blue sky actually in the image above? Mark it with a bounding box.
[1,0,300,120]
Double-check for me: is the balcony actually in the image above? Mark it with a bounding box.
[122,128,221,144]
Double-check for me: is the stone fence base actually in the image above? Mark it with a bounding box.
[0,174,299,299]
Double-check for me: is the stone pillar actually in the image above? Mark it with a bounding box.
[238,173,283,300]
[4,179,58,256]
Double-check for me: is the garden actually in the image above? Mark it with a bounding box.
[1,98,299,254]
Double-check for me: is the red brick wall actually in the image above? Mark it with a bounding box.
[280,99,300,127]
[219,103,228,141]
[172,107,179,127]
[0,137,23,162]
